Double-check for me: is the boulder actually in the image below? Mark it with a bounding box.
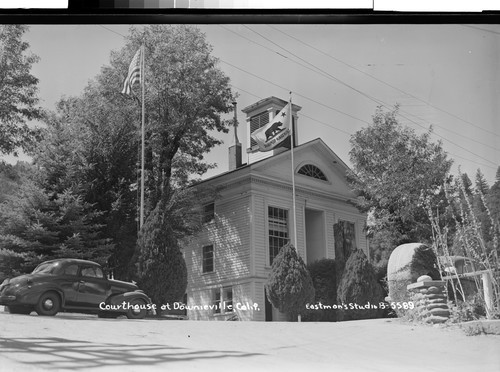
[387,243,440,316]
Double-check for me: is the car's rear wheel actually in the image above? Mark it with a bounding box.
[35,291,60,316]
[126,298,147,319]
[7,305,32,315]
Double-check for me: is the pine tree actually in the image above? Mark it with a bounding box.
[134,198,188,311]
[473,169,493,246]
[0,180,113,279]
[0,25,43,156]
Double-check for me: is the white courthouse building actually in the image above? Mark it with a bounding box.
[183,97,369,321]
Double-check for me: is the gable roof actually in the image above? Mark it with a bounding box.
[194,138,352,187]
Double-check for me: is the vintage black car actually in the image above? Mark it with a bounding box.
[0,258,153,319]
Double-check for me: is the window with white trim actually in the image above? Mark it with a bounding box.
[268,206,289,265]
[214,286,233,314]
[298,164,327,181]
[203,202,215,223]
[202,244,214,273]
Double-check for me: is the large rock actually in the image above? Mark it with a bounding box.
[387,243,440,316]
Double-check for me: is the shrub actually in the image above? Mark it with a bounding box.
[266,243,315,320]
[337,249,385,321]
[0,248,27,282]
[134,202,188,312]
[303,258,337,322]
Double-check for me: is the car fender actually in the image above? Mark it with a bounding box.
[106,291,153,309]
[16,283,65,306]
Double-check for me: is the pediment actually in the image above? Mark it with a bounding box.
[250,139,356,198]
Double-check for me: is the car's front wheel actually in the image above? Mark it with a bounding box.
[35,291,61,316]
[126,298,147,319]
[7,305,32,315]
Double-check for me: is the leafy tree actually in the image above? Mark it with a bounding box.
[0,25,43,156]
[28,25,234,288]
[266,243,315,321]
[119,25,235,205]
[116,25,235,293]
[348,106,453,263]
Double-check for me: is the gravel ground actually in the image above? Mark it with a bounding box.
[0,308,499,372]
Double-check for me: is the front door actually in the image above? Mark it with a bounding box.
[76,265,110,308]
[265,289,273,321]
[58,263,80,307]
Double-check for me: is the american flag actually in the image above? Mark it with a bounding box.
[121,48,142,95]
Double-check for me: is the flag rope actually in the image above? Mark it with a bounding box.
[290,92,298,249]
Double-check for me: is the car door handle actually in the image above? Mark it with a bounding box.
[79,280,85,284]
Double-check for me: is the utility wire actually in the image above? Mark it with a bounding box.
[268,24,500,141]
[96,24,498,170]
[232,83,497,171]
[99,25,126,38]
[241,25,498,166]
[220,59,371,126]
[230,84,353,136]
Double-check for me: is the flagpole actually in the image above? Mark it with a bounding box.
[289,92,298,249]
[140,43,145,229]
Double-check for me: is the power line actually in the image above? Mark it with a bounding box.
[98,25,126,38]
[462,24,500,36]
[220,58,371,126]
[241,25,498,166]
[232,83,497,171]
[268,24,500,141]
[95,24,498,171]
[242,25,389,109]
[251,25,498,154]
[230,84,352,136]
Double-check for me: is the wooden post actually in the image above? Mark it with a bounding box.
[482,271,494,319]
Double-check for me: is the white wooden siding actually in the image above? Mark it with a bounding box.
[186,195,252,291]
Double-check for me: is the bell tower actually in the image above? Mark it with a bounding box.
[241,96,301,165]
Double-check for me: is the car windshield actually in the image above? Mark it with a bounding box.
[32,262,60,274]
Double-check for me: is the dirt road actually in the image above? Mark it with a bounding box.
[0,310,499,372]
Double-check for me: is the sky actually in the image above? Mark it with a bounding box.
[3,23,500,185]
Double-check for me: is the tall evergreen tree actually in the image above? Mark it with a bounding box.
[473,169,493,246]
[0,25,43,156]
[488,166,500,230]
[0,179,113,281]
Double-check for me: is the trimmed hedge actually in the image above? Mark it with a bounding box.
[303,258,337,322]
[337,249,385,321]
[266,243,315,320]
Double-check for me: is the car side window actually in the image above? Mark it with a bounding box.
[81,267,97,278]
[81,266,105,279]
[63,264,78,276]
[94,267,104,279]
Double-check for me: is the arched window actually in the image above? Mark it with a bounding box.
[297,164,327,181]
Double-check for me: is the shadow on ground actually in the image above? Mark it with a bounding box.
[0,337,263,369]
